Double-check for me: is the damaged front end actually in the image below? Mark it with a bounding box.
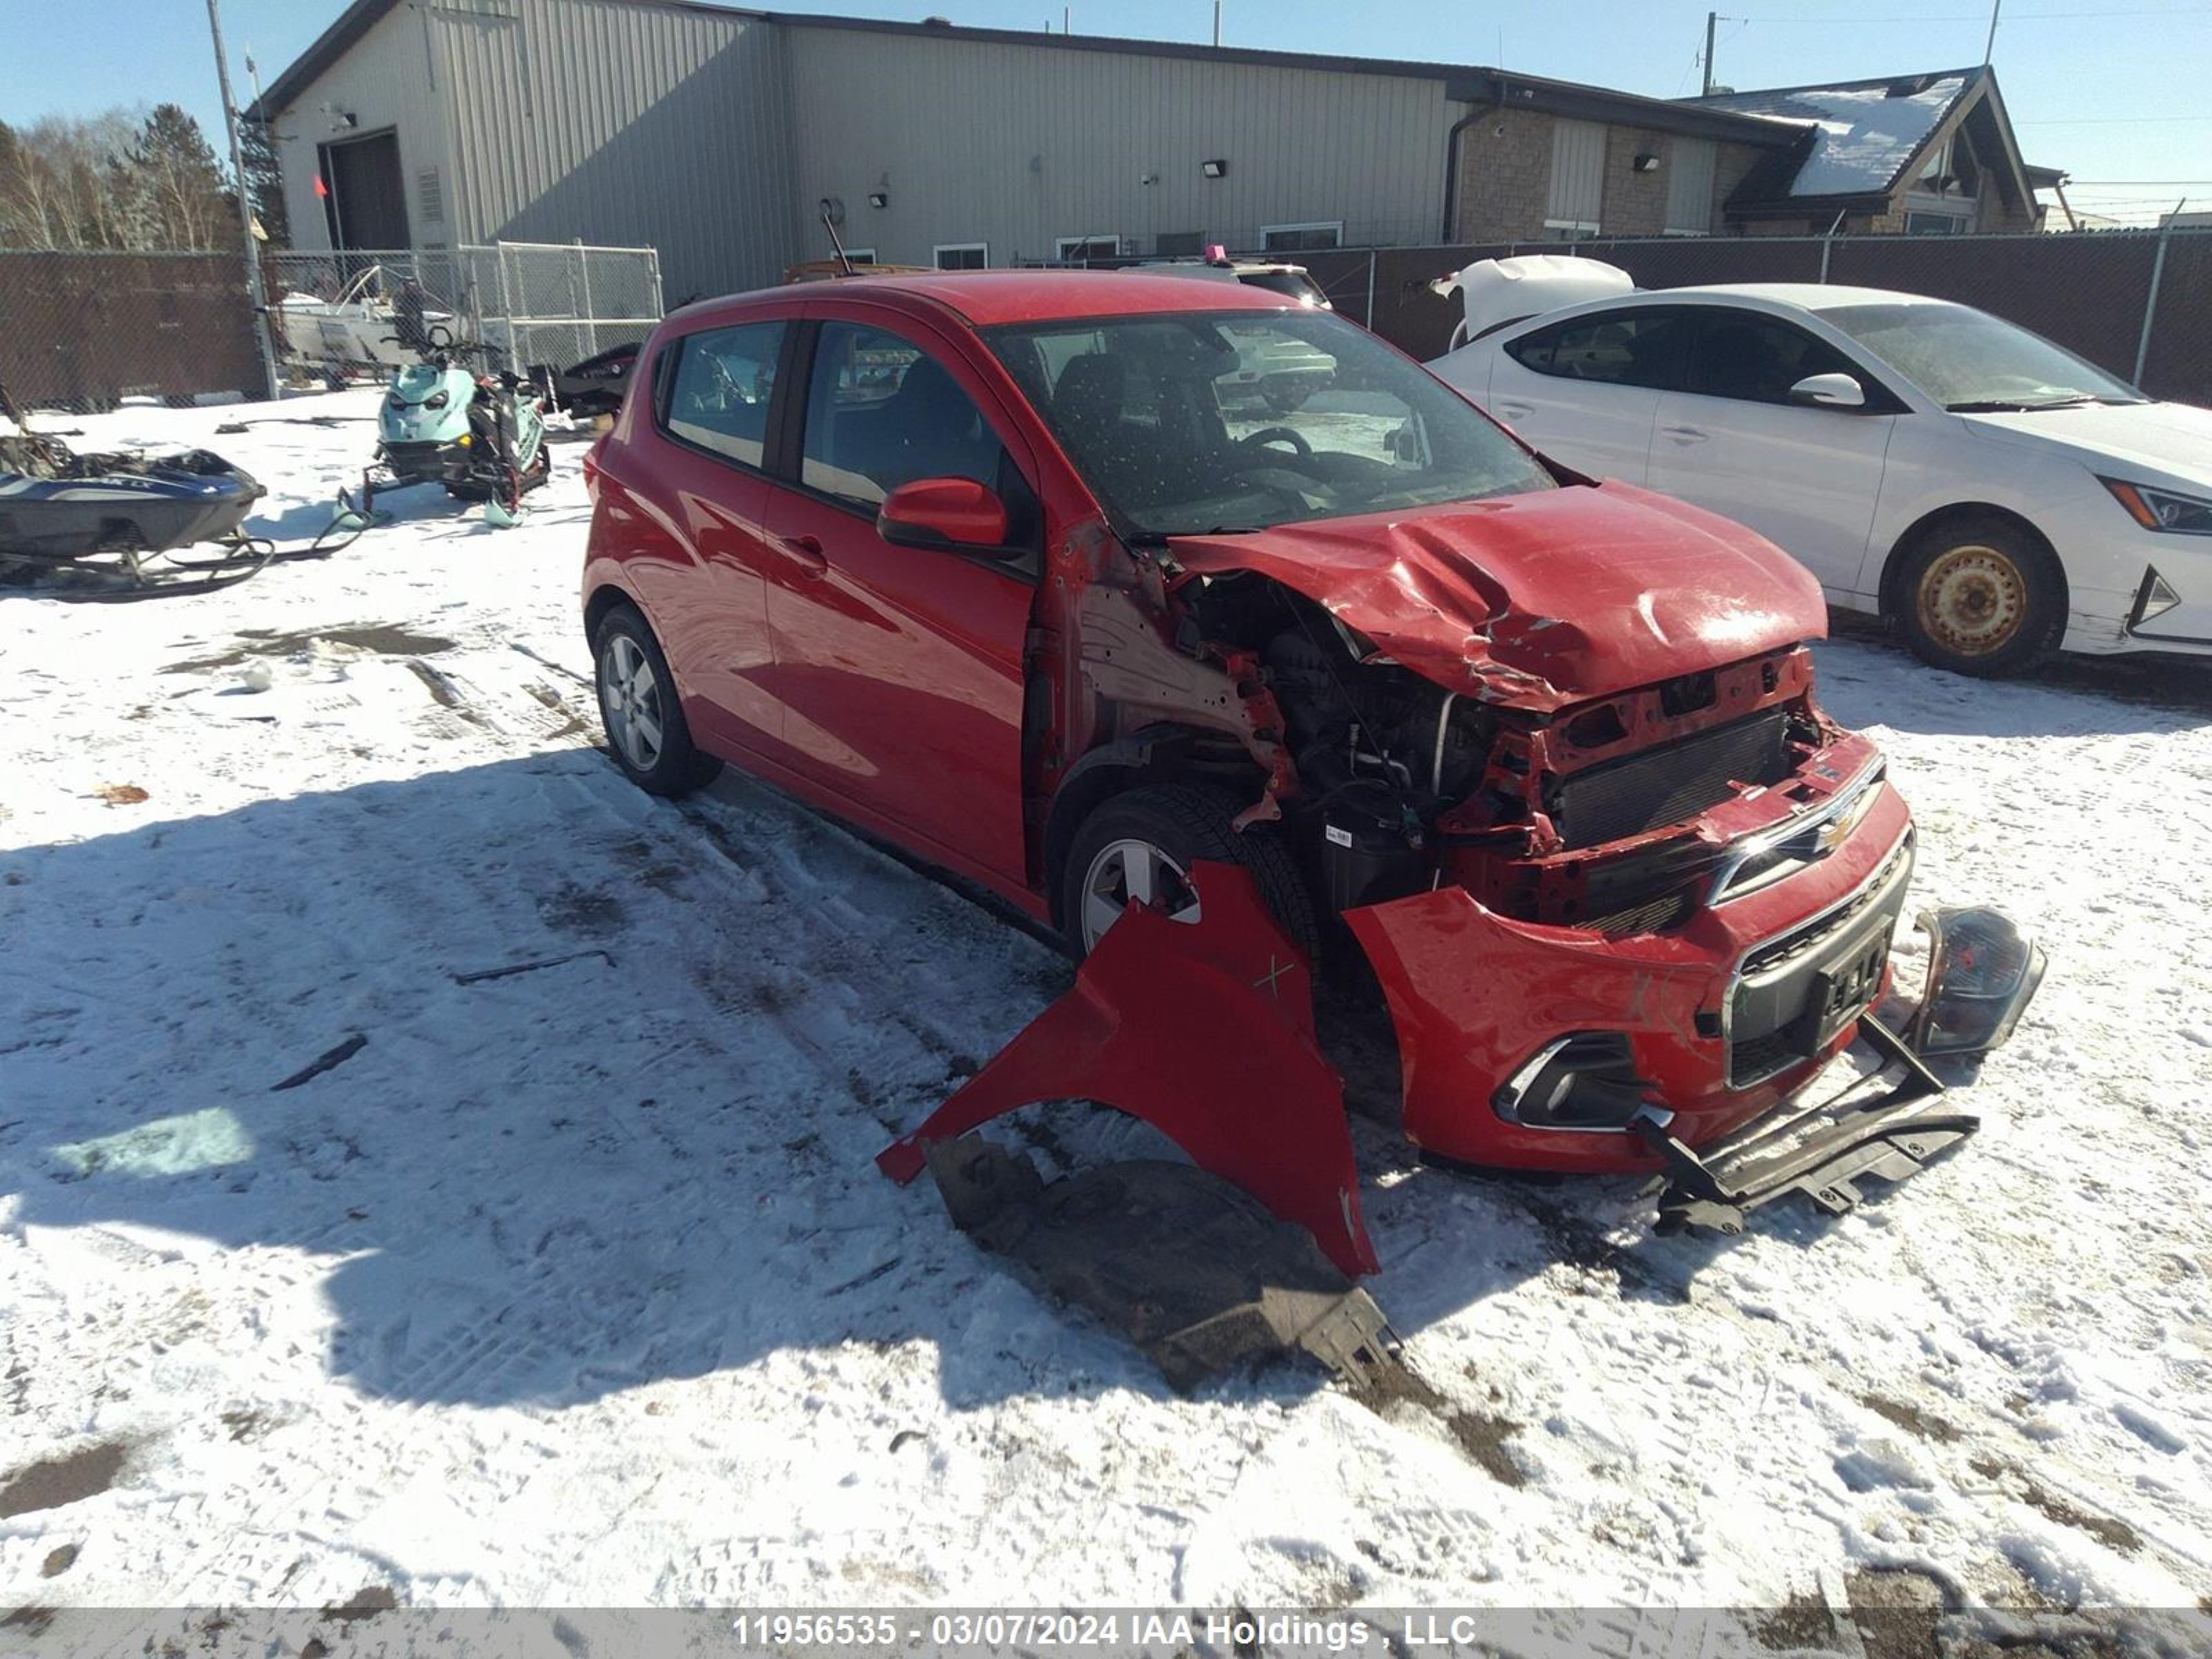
[882,488,2043,1335]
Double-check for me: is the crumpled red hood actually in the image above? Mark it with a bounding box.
[1169,482,1826,710]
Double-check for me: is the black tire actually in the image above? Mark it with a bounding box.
[1892,514,2067,678]
[591,602,722,796]
[1262,383,1315,414]
[1060,782,1319,962]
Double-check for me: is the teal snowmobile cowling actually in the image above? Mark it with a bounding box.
[365,324,549,516]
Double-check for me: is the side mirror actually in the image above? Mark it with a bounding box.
[877,476,1010,552]
[1789,371,1867,410]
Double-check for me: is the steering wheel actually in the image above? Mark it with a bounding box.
[1236,425,1313,458]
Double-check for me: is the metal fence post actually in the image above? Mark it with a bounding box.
[2133,222,2173,390]
[496,241,519,369]
[1819,234,1833,285]
[1365,249,1377,330]
[648,247,664,318]
[574,238,594,360]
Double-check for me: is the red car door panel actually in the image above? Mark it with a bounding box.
[760,310,1040,887]
[632,314,797,760]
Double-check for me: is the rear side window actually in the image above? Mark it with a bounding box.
[1507,308,1691,390]
[661,320,785,469]
[1683,310,1858,404]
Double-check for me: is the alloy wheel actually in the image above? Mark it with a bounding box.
[600,634,665,772]
[1079,837,1202,953]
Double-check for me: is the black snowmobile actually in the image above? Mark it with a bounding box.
[0,380,273,592]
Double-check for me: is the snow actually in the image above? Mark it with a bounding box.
[4,393,2212,1623]
[1702,76,1968,198]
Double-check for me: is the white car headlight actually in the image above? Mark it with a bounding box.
[2103,477,2212,536]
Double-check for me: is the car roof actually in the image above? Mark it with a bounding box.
[677,270,1300,330]
[1599,283,1960,313]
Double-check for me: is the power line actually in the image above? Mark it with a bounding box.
[1736,6,2212,19]
[2016,114,2212,123]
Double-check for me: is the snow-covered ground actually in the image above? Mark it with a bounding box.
[3,393,2211,1631]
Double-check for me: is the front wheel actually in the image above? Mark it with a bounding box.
[1060,783,1317,961]
[1893,516,2067,678]
[592,603,722,796]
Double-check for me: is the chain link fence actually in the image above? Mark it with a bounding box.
[268,241,664,386]
[0,241,664,415]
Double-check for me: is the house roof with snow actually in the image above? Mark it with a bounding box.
[1689,66,2042,224]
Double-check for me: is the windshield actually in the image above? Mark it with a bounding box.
[986,308,1553,538]
[1817,301,2144,411]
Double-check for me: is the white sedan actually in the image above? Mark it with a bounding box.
[1427,270,2212,677]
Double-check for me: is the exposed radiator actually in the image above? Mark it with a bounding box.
[1551,709,1790,851]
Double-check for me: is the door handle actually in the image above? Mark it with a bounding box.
[1495,400,1534,419]
[1659,425,1709,444]
[778,533,828,576]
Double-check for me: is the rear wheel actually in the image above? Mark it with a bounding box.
[592,603,721,796]
[1893,516,2066,677]
[1060,783,1317,961]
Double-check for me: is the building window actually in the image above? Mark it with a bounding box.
[1664,138,1716,236]
[1056,235,1122,263]
[1259,221,1343,252]
[1903,211,1968,235]
[1547,118,1607,237]
[840,247,878,264]
[1155,230,1204,257]
[934,243,988,270]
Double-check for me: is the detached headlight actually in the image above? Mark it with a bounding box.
[1904,907,2045,1058]
[424,389,451,411]
[2103,477,2212,535]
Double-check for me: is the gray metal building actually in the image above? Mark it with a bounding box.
[259,2,2027,305]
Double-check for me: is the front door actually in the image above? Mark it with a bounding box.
[1647,308,1897,596]
[760,313,1038,888]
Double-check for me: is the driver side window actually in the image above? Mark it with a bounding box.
[799,322,1009,510]
[1684,311,1856,405]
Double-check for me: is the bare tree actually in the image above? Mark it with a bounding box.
[0,105,234,252]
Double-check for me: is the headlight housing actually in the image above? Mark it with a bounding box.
[2103,477,2212,536]
[1904,907,2045,1058]
[424,389,451,410]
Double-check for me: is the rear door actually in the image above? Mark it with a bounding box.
[632,314,796,757]
[1646,307,1898,594]
[758,309,1041,888]
[1486,305,1694,483]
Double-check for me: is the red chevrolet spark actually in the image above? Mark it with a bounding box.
[581,272,2038,1239]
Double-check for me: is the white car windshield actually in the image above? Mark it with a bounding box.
[986,309,1553,538]
[1817,301,2144,412]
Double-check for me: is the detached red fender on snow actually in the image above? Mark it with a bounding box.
[875,861,1380,1277]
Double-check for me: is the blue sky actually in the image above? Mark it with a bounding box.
[3,0,2208,223]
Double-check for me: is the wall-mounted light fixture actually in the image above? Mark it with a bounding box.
[1633,152,1660,174]
[1200,158,1228,180]
[868,191,889,209]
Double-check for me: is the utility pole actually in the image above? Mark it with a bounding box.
[1983,0,2002,64]
[1703,11,1718,96]
[206,0,280,402]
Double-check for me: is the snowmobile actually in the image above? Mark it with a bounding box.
[365,324,549,518]
[0,381,268,585]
